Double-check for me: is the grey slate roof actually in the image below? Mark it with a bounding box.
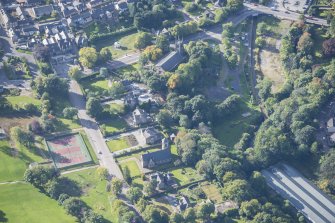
[141,148,171,165]
[156,50,184,71]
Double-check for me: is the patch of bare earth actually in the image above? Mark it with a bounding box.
[259,40,285,93]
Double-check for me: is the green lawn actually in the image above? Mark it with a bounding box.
[201,182,223,203]
[106,137,131,152]
[54,118,81,132]
[171,144,178,156]
[81,79,110,96]
[170,167,202,186]
[104,103,125,116]
[119,160,141,177]
[96,32,140,58]
[65,168,116,222]
[0,183,76,223]
[213,101,261,148]
[0,140,27,182]
[100,118,128,136]
[119,160,144,188]
[80,131,98,164]
[6,96,41,108]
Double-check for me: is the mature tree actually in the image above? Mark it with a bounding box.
[156,34,170,53]
[33,44,50,62]
[197,202,215,221]
[68,66,83,80]
[297,32,313,55]
[86,97,103,118]
[239,199,261,219]
[156,109,174,129]
[123,166,132,184]
[170,212,184,223]
[184,2,199,12]
[142,205,169,223]
[134,32,153,49]
[183,208,196,223]
[144,180,156,196]
[222,179,252,202]
[96,167,109,180]
[322,38,335,57]
[99,47,112,62]
[142,45,163,61]
[319,149,335,191]
[62,197,86,218]
[126,187,143,204]
[32,74,69,98]
[79,47,98,68]
[63,107,78,119]
[10,127,35,148]
[109,81,125,99]
[24,166,59,189]
[111,178,123,196]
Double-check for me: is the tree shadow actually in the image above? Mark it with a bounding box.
[58,177,83,197]
[0,210,8,222]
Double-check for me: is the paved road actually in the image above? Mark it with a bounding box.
[107,52,141,70]
[107,4,328,70]
[244,3,328,26]
[68,80,123,179]
[262,164,335,223]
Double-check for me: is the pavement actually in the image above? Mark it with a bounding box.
[262,163,335,223]
[68,80,124,179]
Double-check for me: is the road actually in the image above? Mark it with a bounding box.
[68,80,124,179]
[107,4,328,70]
[262,163,335,223]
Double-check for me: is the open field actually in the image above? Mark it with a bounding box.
[65,168,116,222]
[6,95,41,109]
[0,140,27,182]
[213,101,261,148]
[0,183,76,223]
[104,103,125,116]
[95,32,140,58]
[256,16,292,93]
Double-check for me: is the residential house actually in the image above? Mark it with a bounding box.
[142,127,162,145]
[60,3,77,18]
[75,34,88,47]
[31,5,53,18]
[124,92,138,109]
[132,108,151,126]
[90,3,116,21]
[327,118,335,133]
[141,138,172,168]
[16,0,44,5]
[115,1,128,13]
[73,1,87,13]
[149,172,174,190]
[0,9,18,30]
[21,26,38,36]
[86,0,104,10]
[67,12,92,27]
[42,30,75,55]
[178,196,190,212]
[0,128,7,140]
